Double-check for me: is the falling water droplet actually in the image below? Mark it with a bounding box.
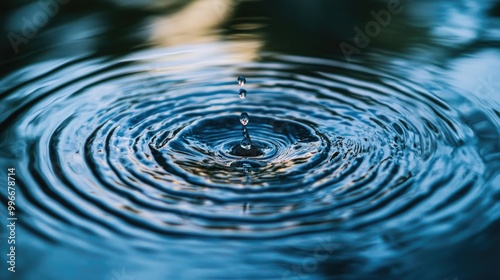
[239,89,247,99]
[237,76,246,86]
[240,112,249,126]
[242,126,250,139]
[240,138,252,150]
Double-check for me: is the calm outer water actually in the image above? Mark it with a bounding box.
[0,0,499,279]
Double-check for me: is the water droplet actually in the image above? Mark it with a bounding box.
[239,89,247,99]
[237,76,246,86]
[242,126,250,138]
[240,112,249,126]
[240,138,251,150]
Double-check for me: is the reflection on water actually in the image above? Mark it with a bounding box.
[0,0,499,279]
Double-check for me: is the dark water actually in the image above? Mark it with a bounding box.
[1,0,499,279]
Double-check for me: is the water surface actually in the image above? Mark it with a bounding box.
[0,0,499,279]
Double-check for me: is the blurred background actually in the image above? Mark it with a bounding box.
[1,0,500,67]
[1,0,500,102]
[1,0,500,97]
[0,0,500,102]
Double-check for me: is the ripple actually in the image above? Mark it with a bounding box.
[1,43,498,244]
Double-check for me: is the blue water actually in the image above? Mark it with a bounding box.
[0,0,499,279]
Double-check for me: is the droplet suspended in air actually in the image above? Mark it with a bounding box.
[240,112,249,126]
[237,76,246,86]
[242,126,250,138]
[240,138,251,150]
[239,89,247,99]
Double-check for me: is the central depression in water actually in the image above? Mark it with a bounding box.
[3,44,496,254]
